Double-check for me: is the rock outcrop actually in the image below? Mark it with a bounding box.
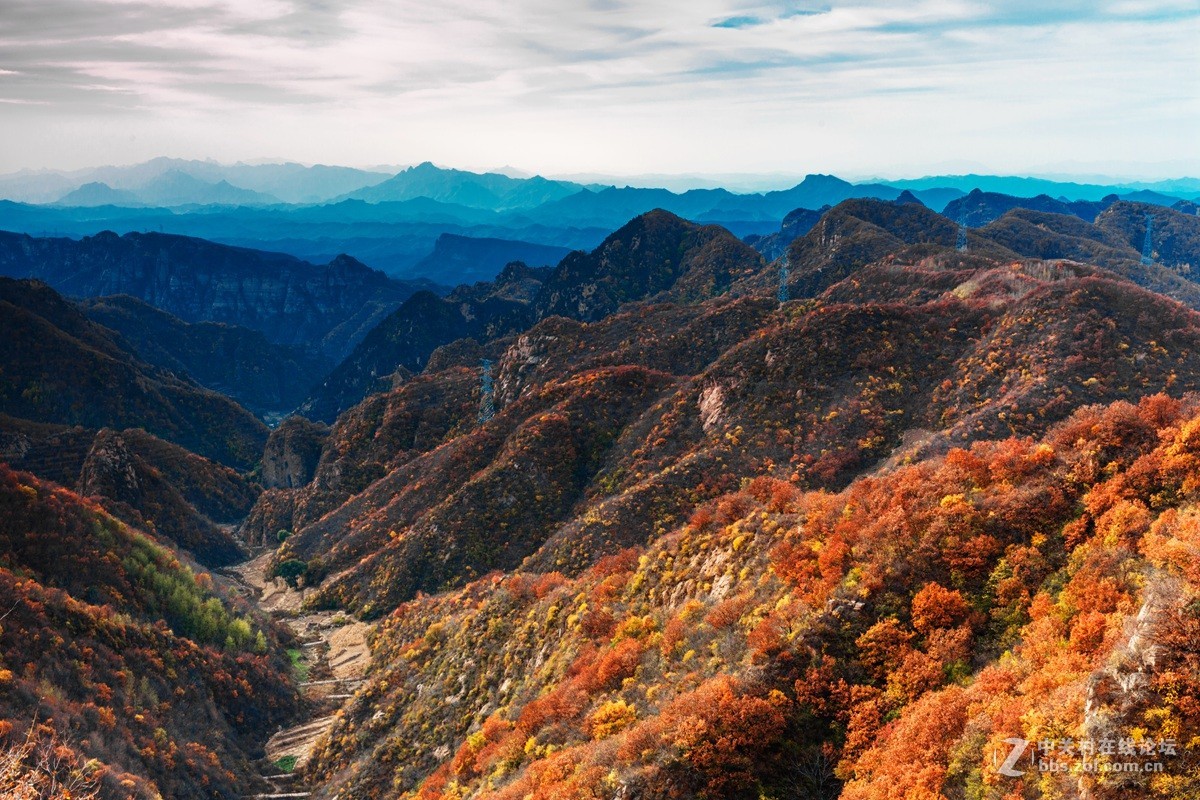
[261,416,329,490]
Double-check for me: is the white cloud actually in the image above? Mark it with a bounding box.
[0,0,1196,176]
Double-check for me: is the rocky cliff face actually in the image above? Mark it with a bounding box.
[0,230,434,361]
[261,416,329,490]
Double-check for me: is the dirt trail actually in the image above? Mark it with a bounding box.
[225,551,373,797]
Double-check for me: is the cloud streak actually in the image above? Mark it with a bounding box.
[0,0,1196,176]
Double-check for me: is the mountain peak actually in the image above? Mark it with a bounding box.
[328,253,370,270]
[800,173,853,187]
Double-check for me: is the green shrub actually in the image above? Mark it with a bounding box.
[274,559,308,588]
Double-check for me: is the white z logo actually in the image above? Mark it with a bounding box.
[998,737,1029,777]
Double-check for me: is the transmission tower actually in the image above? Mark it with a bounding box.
[1141,214,1154,266]
[478,358,496,424]
[956,213,968,253]
[777,258,790,304]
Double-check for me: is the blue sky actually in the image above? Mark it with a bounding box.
[0,0,1196,179]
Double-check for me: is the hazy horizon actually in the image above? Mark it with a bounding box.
[3,155,1199,195]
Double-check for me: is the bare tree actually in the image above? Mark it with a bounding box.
[0,723,102,800]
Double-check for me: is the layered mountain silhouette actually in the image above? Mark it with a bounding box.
[943,188,1115,226]
[0,277,267,468]
[744,205,828,260]
[0,157,389,204]
[3,161,1196,289]
[0,230,433,360]
[55,181,142,207]
[0,278,270,566]
[341,161,586,210]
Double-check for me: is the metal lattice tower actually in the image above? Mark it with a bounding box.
[1141,214,1154,266]
[956,214,968,253]
[478,358,496,424]
[777,259,790,304]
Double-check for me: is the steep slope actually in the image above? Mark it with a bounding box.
[744,206,827,260]
[81,294,331,418]
[269,243,1200,800]
[222,199,1200,798]
[977,204,1200,309]
[0,278,267,469]
[243,365,485,547]
[0,230,431,361]
[740,199,1015,299]
[0,464,298,799]
[260,416,329,490]
[1095,200,1200,273]
[76,428,256,567]
[307,396,1200,800]
[0,415,259,564]
[223,201,1200,800]
[267,256,1200,621]
[299,212,764,421]
[296,263,548,422]
[534,209,763,321]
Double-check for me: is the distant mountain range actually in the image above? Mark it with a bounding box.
[340,161,590,210]
[411,233,572,283]
[0,197,609,285]
[0,160,1195,286]
[0,157,391,204]
[887,173,1200,203]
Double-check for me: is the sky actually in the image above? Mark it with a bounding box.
[0,0,1197,180]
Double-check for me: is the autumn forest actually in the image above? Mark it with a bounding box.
[2,186,1200,800]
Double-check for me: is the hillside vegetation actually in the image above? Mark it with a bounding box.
[0,465,298,799]
[236,201,1200,798]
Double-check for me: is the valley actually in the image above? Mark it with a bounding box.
[226,551,371,797]
[1,189,1200,799]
